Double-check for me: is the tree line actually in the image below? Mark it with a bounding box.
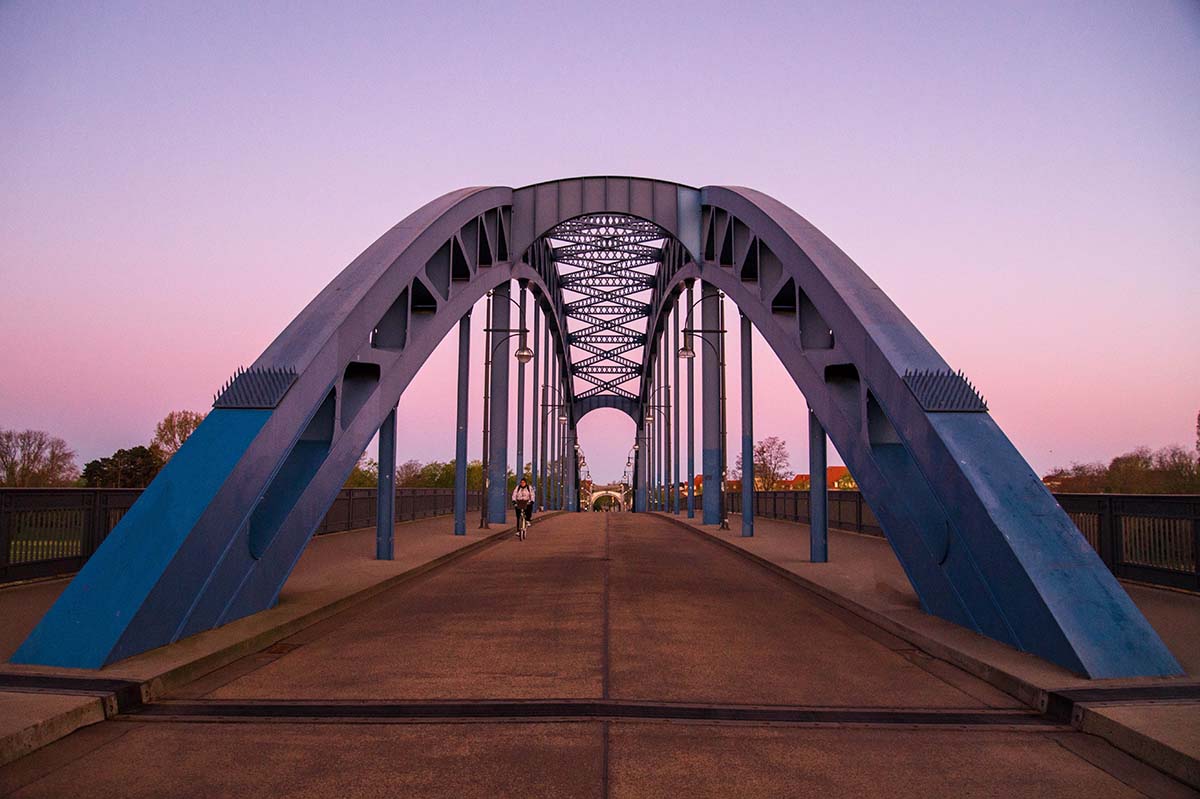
[345,457,545,492]
[5,410,1198,494]
[0,410,205,488]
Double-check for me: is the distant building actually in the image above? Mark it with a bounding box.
[762,467,858,491]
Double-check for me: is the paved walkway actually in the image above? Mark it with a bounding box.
[697,512,1200,676]
[2,513,1189,798]
[0,515,491,663]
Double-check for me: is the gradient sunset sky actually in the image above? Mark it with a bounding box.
[2,1,1197,483]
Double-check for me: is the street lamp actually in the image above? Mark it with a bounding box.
[675,288,730,530]
[479,288,536,528]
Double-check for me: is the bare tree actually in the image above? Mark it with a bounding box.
[0,428,80,486]
[733,436,791,489]
[151,410,207,458]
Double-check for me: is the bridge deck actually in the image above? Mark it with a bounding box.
[0,514,1182,797]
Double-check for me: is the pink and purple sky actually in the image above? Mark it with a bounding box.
[2,2,1197,484]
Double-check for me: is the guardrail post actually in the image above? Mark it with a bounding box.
[1193,499,1200,589]
[0,492,10,578]
[1097,494,1116,575]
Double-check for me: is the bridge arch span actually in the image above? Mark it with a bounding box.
[15,177,1180,680]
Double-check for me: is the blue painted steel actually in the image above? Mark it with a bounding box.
[740,312,754,538]
[487,282,511,525]
[809,407,828,563]
[635,426,647,512]
[453,313,471,536]
[377,406,396,558]
[701,282,722,525]
[566,427,578,510]
[538,316,548,510]
[686,282,696,519]
[13,409,270,667]
[673,304,681,514]
[530,305,540,505]
[515,287,527,481]
[18,176,1180,679]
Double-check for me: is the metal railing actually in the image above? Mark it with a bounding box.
[726,490,1199,592]
[0,487,480,585]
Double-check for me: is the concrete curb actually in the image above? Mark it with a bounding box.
[1074,703,1200,789]
[0,514,545,767]
[652,512,1200,788]
[0,693,106,768]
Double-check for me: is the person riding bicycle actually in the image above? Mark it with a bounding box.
[511,478,535,535]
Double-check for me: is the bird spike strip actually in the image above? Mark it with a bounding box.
[902,368,988,413]
[213,366,299,409]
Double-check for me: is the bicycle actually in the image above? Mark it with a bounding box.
[514,500,530,541]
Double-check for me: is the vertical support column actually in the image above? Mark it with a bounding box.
[530,303,540,504]
[566,426,577,511]
[556,407,566,509]
[515,286,527,483]
[453,312,471,536]
[480,292,493,528]
[376,406,396,559]
[701,282,722,525]
[740,312,754,538]
[686,282,696,519]
[552,355,561,511]
[672,301,681,514]
[658,349,666,511]
[650,357,658,511]
[487,281,511,525]
[635,426,647,512]
[809,406,828,562]
[665,338,673,517]
[540,323,550,510]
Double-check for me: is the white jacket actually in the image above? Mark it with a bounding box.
[512,485,535,502]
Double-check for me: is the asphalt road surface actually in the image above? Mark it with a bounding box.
[1,513,1187,798]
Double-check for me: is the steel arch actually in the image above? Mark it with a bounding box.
[15,186,575,668]
[14,177,1181,679]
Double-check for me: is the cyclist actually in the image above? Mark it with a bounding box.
[511,478,535,540]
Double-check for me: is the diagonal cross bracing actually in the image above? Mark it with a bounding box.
[544,214,669,403]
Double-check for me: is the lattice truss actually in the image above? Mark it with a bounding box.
[547,214,669,401]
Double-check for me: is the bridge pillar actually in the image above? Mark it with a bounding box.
[740,312,754,538]
[566,427,578,510]
[530,305,540,508]
[547,348,556,509]
[487,282,511,525]
[515,286,527,484]
[701,281,722,525]
[652,355,660,511]
[635,425,648,512]
[673,302,681,514]
[376,405,396,559]
[453,312,471,536]
[809,406,828,562]
[538,318,549,511]
[686,282,696,518]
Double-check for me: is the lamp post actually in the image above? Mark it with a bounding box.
[544,385,569,510]
[644,382,671,513]
[480,288,534,529]
[678,285,729,530]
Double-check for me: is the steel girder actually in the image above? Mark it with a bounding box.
[638,186,1181,678]
[15,186,574,668]
[15,177,1181,679]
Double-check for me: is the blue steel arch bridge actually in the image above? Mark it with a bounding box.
[12,176,1181,681]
